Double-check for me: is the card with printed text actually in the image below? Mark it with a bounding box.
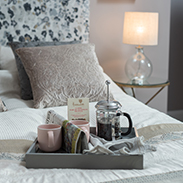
[67,98,89,121]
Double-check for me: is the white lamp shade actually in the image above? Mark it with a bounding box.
[123,12,159,46]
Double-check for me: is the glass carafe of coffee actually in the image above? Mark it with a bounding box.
[95,80,133,141]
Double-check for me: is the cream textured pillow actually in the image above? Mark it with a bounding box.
[16,43,113,108]
[8,41,80,100]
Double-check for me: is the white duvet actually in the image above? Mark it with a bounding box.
[0,71,183,183]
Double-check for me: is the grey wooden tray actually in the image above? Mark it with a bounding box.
[25,127,143,169]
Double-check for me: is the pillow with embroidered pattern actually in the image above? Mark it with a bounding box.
[9,41,80,100]
[16,43,114,108]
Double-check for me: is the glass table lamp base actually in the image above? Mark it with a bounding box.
[125,46,153,84]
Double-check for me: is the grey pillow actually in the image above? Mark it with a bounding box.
[8,41,80,100]
[16,43,114,109]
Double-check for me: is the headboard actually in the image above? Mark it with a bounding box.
[0,0,90,46]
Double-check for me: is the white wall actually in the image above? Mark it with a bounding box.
[90,0,171,113]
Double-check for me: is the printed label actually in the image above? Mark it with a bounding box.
[68,98,89,121]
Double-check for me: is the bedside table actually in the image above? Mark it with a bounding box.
[113,77,170,105]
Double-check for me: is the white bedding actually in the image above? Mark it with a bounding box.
[1,71,183,183]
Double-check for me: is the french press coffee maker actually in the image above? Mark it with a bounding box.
[95,80,133,141]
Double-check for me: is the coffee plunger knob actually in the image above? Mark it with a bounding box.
[105,80,110,85]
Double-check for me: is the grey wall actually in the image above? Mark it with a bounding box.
[90,0,171,113]
[168,0,183,112]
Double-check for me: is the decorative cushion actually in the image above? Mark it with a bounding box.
[9,41,80,100]
[16,43,113,109]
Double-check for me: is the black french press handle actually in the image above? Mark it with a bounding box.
[117,112,133,136]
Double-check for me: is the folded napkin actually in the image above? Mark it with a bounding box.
[83,134,156,155]
[46,110,88,153]
[62,120,88,153]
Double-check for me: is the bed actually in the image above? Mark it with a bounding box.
[1,1,183,183]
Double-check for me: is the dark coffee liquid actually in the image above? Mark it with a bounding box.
[97,122,112,141]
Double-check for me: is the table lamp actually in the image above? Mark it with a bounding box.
[123,12,159,84]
